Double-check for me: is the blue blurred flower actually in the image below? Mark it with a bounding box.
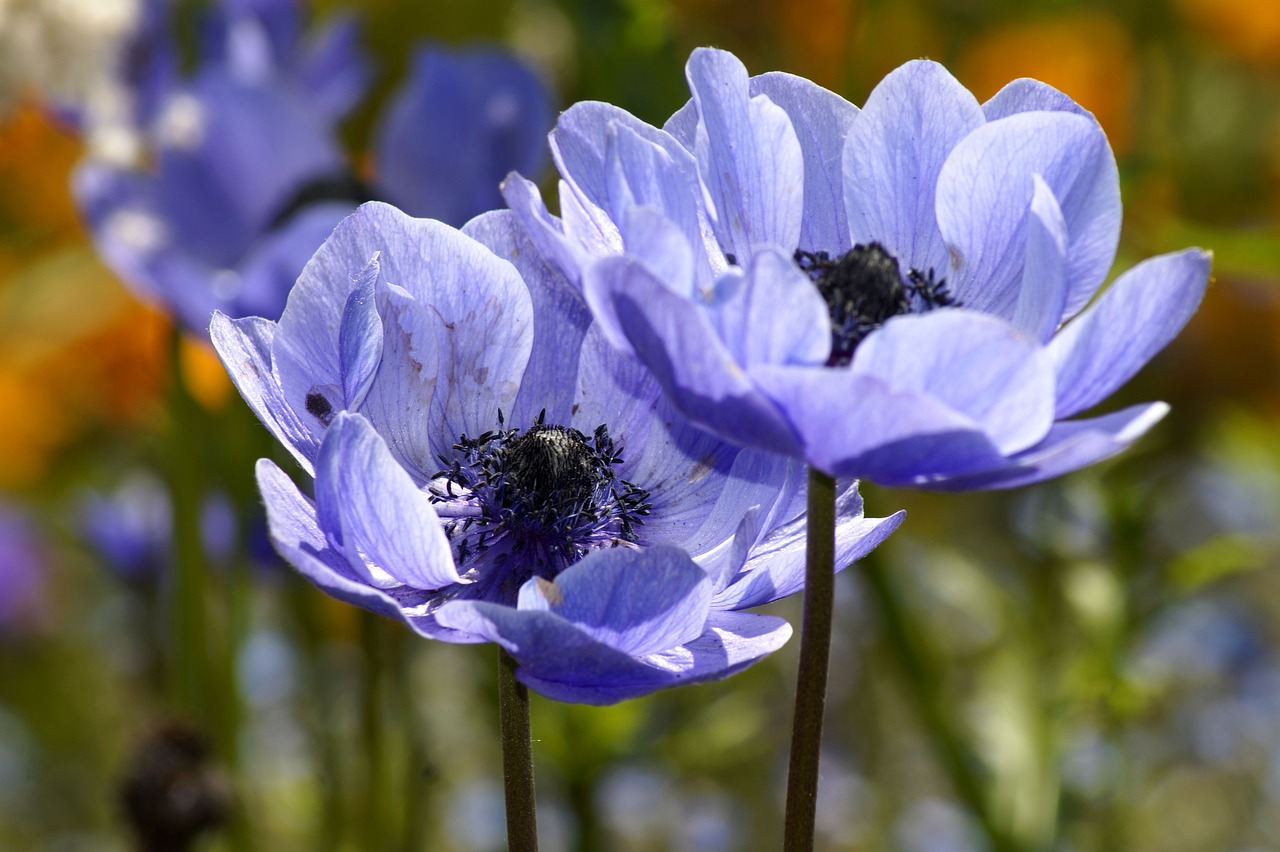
[75,0,551,336]
[211,202,902,703]
[78,473,279,583]
[0,504,48,638]
[504,48,1210,489]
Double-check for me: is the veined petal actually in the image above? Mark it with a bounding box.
[936,111,1120,320]
[314,413,461,590]
[275,202,534,454]
[922,402,1170,491]
[585,255,803,457]
[851,311,1056,456]
[982,78,1096,122]
[257,458,430,623]
[211,312,321,473]
[749,72,860,254]
[1049,248,1211,418]
[714,485,905,610]
[1010,176,1069,342]
[338,254,383,410]
[713,247,830,368]
[687,48,804,259]
[516,546,711,656]
[750,364,1011,481]
[464,209,592,428]
[842,60,985,274]
[436,602,791,705]
[500,172,593,284]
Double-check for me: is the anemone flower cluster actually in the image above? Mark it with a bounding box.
[211,202,902,703]
[503,47,1211,490]
[74,0,552,336]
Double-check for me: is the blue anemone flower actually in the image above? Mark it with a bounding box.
[211,202,902,703]
[503,48,1211,489]
[75,0,551,336]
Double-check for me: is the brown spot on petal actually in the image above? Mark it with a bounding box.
[534,576,563,606]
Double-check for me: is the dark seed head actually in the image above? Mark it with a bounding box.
[795,243,957,366]
[502,425,600,514]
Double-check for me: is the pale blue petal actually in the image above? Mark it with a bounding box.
[713,246,831,368]
[923,403,1170,491]
[687,48,804,259]
[851,311,1056,455]
[1049,248,1211,418]
[750,364,1010,480]
[314,413,461,590]
[585,255,803,457]
[338,254,383,410]
[1009,176,1069,342]
[982,78,1095,122]
[257,458,433,624]
[210,312,321,473]
[749,71,860,254]
[936,111,1120,319]
[515,546,710,656]
[464,209,592,428]
[842,60,985,274]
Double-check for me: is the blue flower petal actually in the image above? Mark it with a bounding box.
[982,78,1096,122]
[936,111,1120,320]
[374,46,552,225]
[715,485,905,610]
[851,311,1056,456]
[842,60,984,274]
[585,255,803,457]
[314,413,462,590]
[338,254,384,410]
[686,48,804,259]
[921,403,1170,491]
[749,71,860,255]
[464,209,592,428]
[211,313,322,473]
[1009,175,1070,342]
[257,457,432,624]
[1049,248,1211,418]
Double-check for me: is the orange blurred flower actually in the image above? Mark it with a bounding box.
[1177,0,1280,69]
[958,13,1136,154]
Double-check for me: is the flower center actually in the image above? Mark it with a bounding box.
[429,415,651,597]
[794,243,957,367]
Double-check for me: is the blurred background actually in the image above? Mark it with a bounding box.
[1,0,1278,849]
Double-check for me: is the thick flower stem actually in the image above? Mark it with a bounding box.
[783,468,837,852]
[860,551,1021,852]
[499,648,538,852]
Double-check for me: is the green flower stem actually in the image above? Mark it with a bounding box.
[860,550,1020,852]
[783,467,836,852]
[499,648,538,852]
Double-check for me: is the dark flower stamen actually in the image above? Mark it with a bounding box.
[794,242,958,367]
[429,412,650,597]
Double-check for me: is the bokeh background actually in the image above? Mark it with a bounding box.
[2,0,1279,849]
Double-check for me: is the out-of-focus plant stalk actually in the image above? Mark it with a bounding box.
[165,327,250,848]
[783,468,836,851]
[166,327,213,723]
[860,549,1021,852]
